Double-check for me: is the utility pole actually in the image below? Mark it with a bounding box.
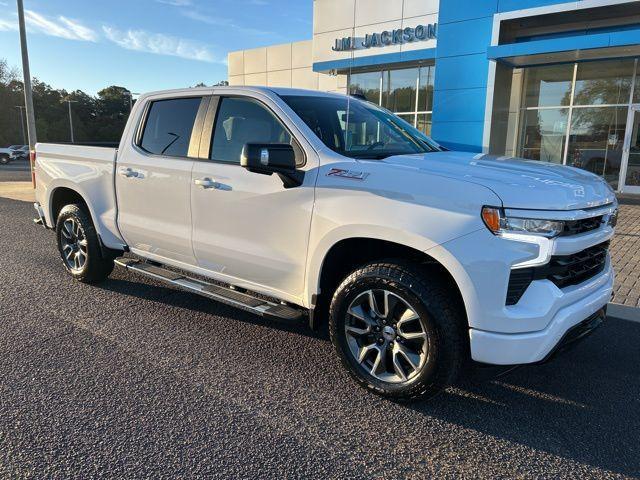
[14,106,26,145]
[63,99,77,143]
[16,0,37,150]
[16,0,37,187]
[124,91,140,112]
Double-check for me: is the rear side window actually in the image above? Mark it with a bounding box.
[210,97,292,164]
[140,97,202,157]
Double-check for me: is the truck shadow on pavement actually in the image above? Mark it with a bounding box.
[415,317,640,476]
[96,277,640,477]
[97,276,324,339]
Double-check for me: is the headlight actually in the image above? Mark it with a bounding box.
[481,206,564,238]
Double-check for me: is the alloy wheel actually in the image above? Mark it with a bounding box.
[345,289,429,384]
[60,218,88,271]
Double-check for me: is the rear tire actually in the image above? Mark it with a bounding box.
[329,261,467,401]
[0,155,9,165]
[56,204,114,283]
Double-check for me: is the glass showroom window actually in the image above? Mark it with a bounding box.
[349,71,381,105]
[520,108,569,164]
[349,65,434,135]
[518,58,638,188]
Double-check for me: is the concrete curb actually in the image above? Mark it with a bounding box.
[608,303,640,323]
[617,194,640,206]
[0,181,34,202]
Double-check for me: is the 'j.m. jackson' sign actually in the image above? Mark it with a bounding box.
[332,24,437,52]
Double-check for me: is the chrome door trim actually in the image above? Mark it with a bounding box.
[620,105,640,194]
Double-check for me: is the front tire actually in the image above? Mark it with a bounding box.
[329,261,466,401]
[0,155,9,165]
[56,204,114,283]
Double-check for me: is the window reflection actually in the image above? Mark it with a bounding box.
[349,71,381,104]
[523,64,574,108]
[382,68,418,113]
[625,111,640,187]
[417,113,432,136]
[396,113,416,126]
[519,58,640,190]
[573,60,634,106]
[348,65,434,136]
[418,66,434,112]
[567,106,627,189]
[520,109,568,164]
[634,61,640,104]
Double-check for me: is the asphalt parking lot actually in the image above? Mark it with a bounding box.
[0,159,30,182]
[1,196,639,478]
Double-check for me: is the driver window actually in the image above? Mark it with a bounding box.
[211,97,292,164]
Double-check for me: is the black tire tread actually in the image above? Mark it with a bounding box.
[329,260,467,401]
[56,204,114,283]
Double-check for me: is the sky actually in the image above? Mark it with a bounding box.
[0,0,312,95]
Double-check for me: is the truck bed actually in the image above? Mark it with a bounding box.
[34,143,125,250]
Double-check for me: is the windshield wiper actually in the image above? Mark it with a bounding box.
[351,151,417,160]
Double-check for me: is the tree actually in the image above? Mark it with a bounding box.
[0,57,234,146]
[0,60,24,146]
[0,58,135,146]
[192,80,228,88]
[94,86,131,142]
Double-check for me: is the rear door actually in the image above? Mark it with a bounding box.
[116,95,208,266]
[190,94,317,301]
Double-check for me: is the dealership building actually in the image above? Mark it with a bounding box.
[228,0,640,194]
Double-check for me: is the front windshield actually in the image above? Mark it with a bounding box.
[280,95,440,159]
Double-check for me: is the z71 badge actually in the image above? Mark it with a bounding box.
[327,168,369,180]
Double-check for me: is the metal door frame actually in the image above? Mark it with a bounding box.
[619,104,640,194]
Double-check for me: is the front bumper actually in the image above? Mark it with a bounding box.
[469,263,613,365]
[537,307,605,364]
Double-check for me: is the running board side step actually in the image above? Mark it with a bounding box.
[114,258,304,321]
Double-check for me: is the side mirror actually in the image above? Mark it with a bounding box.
[240,143,304,188]
[241,143,296,174]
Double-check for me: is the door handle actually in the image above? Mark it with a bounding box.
[194,177,218,189]
[119,167,140,178]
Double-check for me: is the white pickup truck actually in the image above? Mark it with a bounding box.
[34,86,617,400]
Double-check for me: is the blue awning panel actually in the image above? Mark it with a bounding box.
[313,48,436,73]
[488,27,640,66]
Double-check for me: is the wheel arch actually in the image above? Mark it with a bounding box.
[50,186,125,258]
[49,186,90,226]
[42,175,125,251]
[307,236,468,330]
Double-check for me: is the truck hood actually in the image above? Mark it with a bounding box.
[380,151,616,210]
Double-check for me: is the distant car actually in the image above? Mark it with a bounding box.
[8,145,29,161]
[0,147,14,165]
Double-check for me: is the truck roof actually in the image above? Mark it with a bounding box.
[139,85,348,101]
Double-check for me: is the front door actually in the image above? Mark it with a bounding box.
[190,94,316,301]
[621,106,640,194]
[116,95,206,265]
